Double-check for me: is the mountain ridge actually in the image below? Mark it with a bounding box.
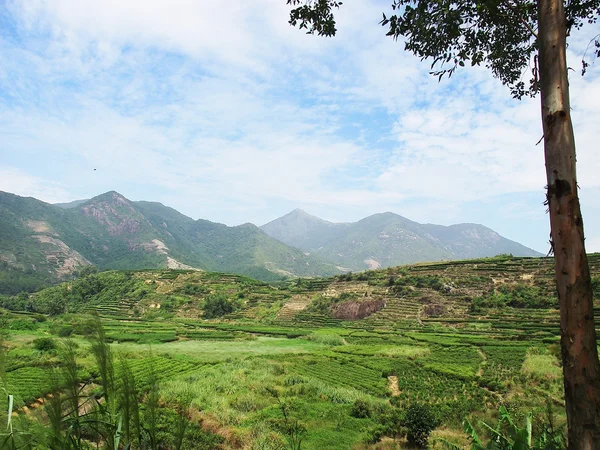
[260,208,542,271]
[0,190,340,292]
[1,190,541,292]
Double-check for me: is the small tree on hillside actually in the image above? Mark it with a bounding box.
[203,293,236,319]
[286,1,600,448]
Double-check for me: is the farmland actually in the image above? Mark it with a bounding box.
[1,254,600,448]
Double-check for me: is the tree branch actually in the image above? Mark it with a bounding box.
[504,0,539,39]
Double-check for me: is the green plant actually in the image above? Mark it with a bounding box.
[442,406,566,450]
[203,294,236,319]
[266,388,307,450]
[32,337,57,353]
[350,399,371,419]
[402,403,439,448]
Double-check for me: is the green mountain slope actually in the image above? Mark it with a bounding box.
[0,191,340,291]
[261,210,542,271]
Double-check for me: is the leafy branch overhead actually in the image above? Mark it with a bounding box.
[287,0,600,98]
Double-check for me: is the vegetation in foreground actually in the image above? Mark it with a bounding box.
[2,254,599,448]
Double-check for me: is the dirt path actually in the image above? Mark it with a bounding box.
[387,375,401,396]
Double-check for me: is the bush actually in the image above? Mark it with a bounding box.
[8,319,38,331]
[365,406,403,444]
[57,325,74,337]
[77,265,98,278]
[350,399,372,418]
[402,403,439,448]
[203,293,236,319]
[472,284,556,310]
[32,337,57,352]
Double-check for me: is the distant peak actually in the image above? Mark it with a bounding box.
[284,209,329,222]
[363,211,403,220]
[290,208,310,215]
[85,191,131,206]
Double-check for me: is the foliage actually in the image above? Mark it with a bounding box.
[0,263,52,295]
[203,293,238,319]
[7,271,143,315]
[402,403,439,448]
[1,319,223,450]
[32,337,56,353]
[266,388,307,450]
[2,256,598,449]
[365,405,404,443]
[471,284,556,310]
[306,331,346,346]
[77,265,98,278]
[287,0,600,99]
[350,399,372,418]
[443,405,566,450]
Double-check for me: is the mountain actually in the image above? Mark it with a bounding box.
[261,210,542,271]
[260,209,351,251]
[0,191,340,292]
[0,190,542,293]
[54,199,89,209]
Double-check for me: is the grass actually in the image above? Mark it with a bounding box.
[522,353,562,382]
[112,336,328,363]
[332,344,430,358]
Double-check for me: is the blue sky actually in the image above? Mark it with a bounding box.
[1,0,600,254]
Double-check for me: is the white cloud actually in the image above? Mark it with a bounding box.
[1,0,600,254]
[0,168,71,204]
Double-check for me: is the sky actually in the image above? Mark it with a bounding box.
[1,1,600,254]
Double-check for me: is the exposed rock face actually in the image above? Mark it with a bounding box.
[332,298,386,320]
[82,199,143,236]
[32,235,91,277]
[26,220,54,234]
[166,257,199,270]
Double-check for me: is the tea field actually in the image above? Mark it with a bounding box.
[2,254,600,448]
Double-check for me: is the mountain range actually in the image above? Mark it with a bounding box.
[260,209,541,269]
[0,190,541,291]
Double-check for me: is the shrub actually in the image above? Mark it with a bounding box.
[32,337,57,352]
[350,399,372,418]
[472,284,556,310]
[57,325,74,337]
[402,403,439,448]
[366,406,403,444]
[8,319,38,330]
[203,293,236,319]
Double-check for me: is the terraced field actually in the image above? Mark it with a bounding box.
[2,254,600,449]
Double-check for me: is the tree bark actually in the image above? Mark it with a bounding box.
[537,0,600,448]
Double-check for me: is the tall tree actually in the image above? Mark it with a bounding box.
[286,0,600,448]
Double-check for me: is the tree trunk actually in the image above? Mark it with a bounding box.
[537,0,600,448]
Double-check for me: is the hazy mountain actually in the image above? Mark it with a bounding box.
[261,210,542,271]
[0,191,340,291]
[261,209,351,251]
[54,199,89,209]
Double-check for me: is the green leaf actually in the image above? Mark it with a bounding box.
[6,394,13,432]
